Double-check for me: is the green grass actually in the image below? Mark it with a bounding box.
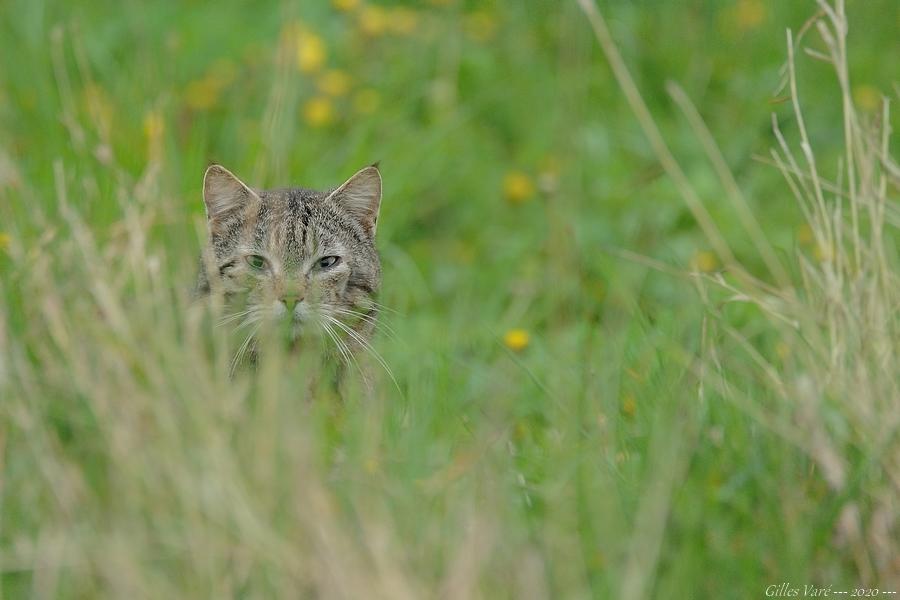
[1,0,898,597]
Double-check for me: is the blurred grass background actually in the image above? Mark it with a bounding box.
[0,0,898,597]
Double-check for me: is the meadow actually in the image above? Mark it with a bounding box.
[1,0,898,597]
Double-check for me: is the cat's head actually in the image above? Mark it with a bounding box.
[199,164,382,339]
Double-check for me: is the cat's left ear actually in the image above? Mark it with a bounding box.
[202,164,260,236]
[326,165,382,237]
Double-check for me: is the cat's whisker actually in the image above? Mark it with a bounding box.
[318,318,349,365]
[329,307,398,339]
[324,314,399,392]
[364,300,402,317]
[326,322,371,389]
[334,325,396,392]
[230,321,262,377]
[318,318,370,388]
[235,312,265,330]
[216,308,254,328]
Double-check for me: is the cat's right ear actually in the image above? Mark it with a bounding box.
[202,165,260,234]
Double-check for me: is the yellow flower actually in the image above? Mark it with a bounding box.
[317,69,352,97]
[0,232,10,252]
[503,171,535,204]
[297,32,326,73]
[503,329,530,352]
[184,61,239,112]
[388,7,419,35]
[331,0,360,11]
[352,88,381,114]
[143,110,165,160]
[143,110,164,142]
[776,341,790,360]
[513,420,528,440]
[82,83,114,135]
[796,223,814,245]
[732,0,766,32]
[690,251,718,273]
[814,243,833,263]
[465,10,497,42]
[853,85,881,112]
[184,77,221,111]
[303,97,335,127]
[358,5,389,36]
[621,395,636,417]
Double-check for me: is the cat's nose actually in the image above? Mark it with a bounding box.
[281,294,304,311]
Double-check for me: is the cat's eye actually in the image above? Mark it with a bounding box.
[245,254,269,271]
[318,256,341,269]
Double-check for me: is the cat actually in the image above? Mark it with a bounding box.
[195,163,383,374]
